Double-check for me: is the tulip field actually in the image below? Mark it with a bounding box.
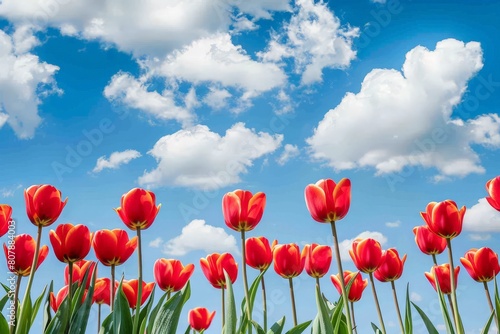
[0,177,500,334]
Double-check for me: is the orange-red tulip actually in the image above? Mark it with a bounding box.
[49,223,92,263]
[121,279,155,308]
[349,238,383,274]
[304,178,351,223]
[420,200,466,239]
[200,253,238,289]
[93,229,137,266]
[154,259,195,293]
[486,176,500,211]
[460,247,500,282]
[93,278,112,305]
[245,237,276,271]
[374,248,407,282]
[273,243,305,279]
[115,188,161,230]
[412,225,447,255]
[64,260,97,289]
[331,271,368,302]
[24,184,67,227]
[188,307,216,332]
[222,190,266,232]
[425,264,460,294]
[3,234,49,276]
[50,285,88,312]
[303,243,332,278]
[0,204,12,237]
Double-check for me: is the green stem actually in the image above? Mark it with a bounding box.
[446,239,462,334]
[447,294,456,326]
[484,282,498,330]
[97,303,101,333]
[110,264,115,312]
[132,228,143,333]
[241,230,252,333]
[222,287,225,329]
[315,277,321,295]
[68,261,74,303]
[10,275,22,334]
[391,281,404,334]
[167,291,171,300]
[369,272,386,334]
[350,301,357,334]
[18,225,43,333]
[432,254,438,266]
[289,278,298,327]
[261,273,268,332]
[330,222,353,332]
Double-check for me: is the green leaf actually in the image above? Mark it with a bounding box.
[0,313,9,334]
[146,292,167,334]
[113,281,133,334]
[183,324,191,334]
[151,281,191,334]
[411,302,439,334]
[238,269,267,333]
[43,281,53,332]
[371,322,383,333]
[434,277,455,334]
[0,290,11,311]
[311,285,333,334]
[138,286,155,334]
[331,295,345,332]
[404,284,413,334]
[480,311,494,334]
[223,271,237,334]
[494,278,500,331]
[30,285,47,327]
[267,316,285,334]
[252,320,266,334]
[284,320,311,334]
[69,268,96,334]
[44,294,71,334]
[99,313,113,334]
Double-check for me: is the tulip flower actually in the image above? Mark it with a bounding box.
[425,264,460,295]
[188,307,216,333]
[25,184,67,227]
[303,243,332,282]
[0,204,12,237]
[93,229,137,266]
[115,188,161,231]
[331,271,368,302]
[93,278,112,305]
[245,237,275,271]
[460,247,500,283]
[200,253,238,289]
[413,225,447,257]
[64,260,97,289]
[486,176,500,211]
[222,190,266,232]
[374,248,407,282]
[50,285,88,312]
[4,234,49,277]
[121,279,155,308]
[304,178,351,223]
[49,223,92,263]
[420,200,466,239]
[349,238,383,274]
[154,259,194,295]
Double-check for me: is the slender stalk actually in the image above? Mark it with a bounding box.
[97,303,101,333]
[446,239,462,334]
[315,277,321,294]
[330,222,353,332]
[446,294,456,326]
[221,287,225,328]
[9,275,22,334]
[369,272,386,334]
[483,282,498,330]
[431,254,438,266]
[110,264,116,312]
[350,301,357,334]
[68,261,74,302]
[288,278,298,326]
[261,273,268,332]
[132,228,144,333]
[391,281,404,334]
[167,291,171,300]
[18,225,43,331]
[241,230,252,333]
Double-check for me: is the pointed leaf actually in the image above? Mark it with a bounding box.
[411,302,439,334]
[405,284,413,334]
[267,316,285,334]
[223,271,237,334]
[151,282,191,334]
[285,320,312,334]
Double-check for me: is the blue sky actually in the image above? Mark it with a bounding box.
[1,0,500,333]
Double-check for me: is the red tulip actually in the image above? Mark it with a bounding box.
[0,204,12,237]
[374,248,407,282]
[154,259,194,293]
[200,253,238,289]
[115,188,161,230]
[420,200,466,239]
[3,234,49,276]
[460,247,500,282]
[64,260,97,289]
[93,229,137,266]
[50,285,89,312]
[245,237,276,271]
[486,176,500,211]
[303,243,332,278]
[222,190,266,231]
[349,238,383,273]
[304,178,351,223]
[121,279,155,308]
[425,264,460,294]
[49,223,92,263]
[273,243,305,279]
[24,184,67,227]
[331,271,368,302]
[412,225,447,255]
[188,307,216,332]
[93,278,112,305]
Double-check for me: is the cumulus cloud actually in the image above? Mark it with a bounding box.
[339,231,388,261]
[92,150,142,173]
[0,26,60,138]
[468,233,491,241]
[203,87,232,110]
[259,0,359,84]
[138,122,283,189]
[307,39,497,179]
[161,219,238,256]
[277,144,300,165]
[463,198,500,232]
[149,237,164,248]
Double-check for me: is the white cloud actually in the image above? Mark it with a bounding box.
[277,144,300,165]
[371,0,387,3]
[0,184,22,198]
[149,237,163,248]
[463,198,500,232]
[468,233,491,241]
[307,39,496,179]
[161,219,238,256]
[0,26,60,138]
[203,87,232,110]
[385,220,401,228]
[410,292,422,302]
[92,150,142,173]
[259,0,359,85]
[138,122,283,189]
[339,231,388,261]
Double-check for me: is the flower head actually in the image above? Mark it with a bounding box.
[222,190,266,231]
[460,247,500,282]
[420,200,466,239]
[0,204,12,237]
[425,264,460,294]
[245,237,276,271]
[115,188,161,230]
[303,243,332,278]
[154,259,194,293]
[25,185,67,227]
[49,223,92,263]
[349,238,383,273]
[304,178,351,223]
[93,229,137,266]
[3,234,49,276]
[374,248,407,282]
[486,176,500,211]
[331,271,368,302]
[273,243,305,279]
[200,253,238,289]
[188,307,216,332]
[413,225,447,255]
